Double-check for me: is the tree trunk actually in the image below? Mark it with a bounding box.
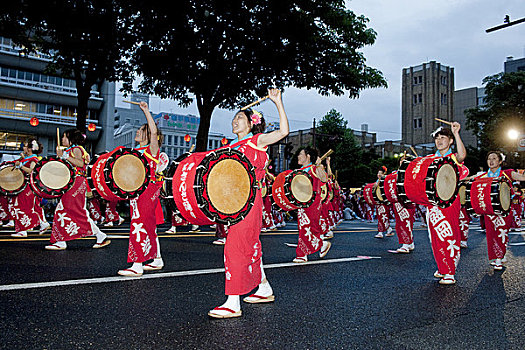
[195,94,216,152]
[75,81,91,133]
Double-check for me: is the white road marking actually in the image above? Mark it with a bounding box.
[0,256,380,292]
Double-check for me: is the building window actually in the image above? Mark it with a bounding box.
[440,93,447,105]
[413,118,423,129]
[413,94,418,104]
[418,76,422,84]
[167,135,172,146]
[174,136,178,145]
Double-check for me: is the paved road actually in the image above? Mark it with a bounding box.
[1,219,525,349]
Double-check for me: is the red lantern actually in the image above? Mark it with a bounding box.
[221,137,228,145]
[184,134,191,142]
[87,123,96,132]
[30,117,39,126]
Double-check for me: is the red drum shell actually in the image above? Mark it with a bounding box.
[397,156,459,208]
[91,147,150,201]
[172,148,257,226]
[465,176,511,215]
[30,157,76,199]
[363,182,385,206]
[0,162,28,196]
[272,169,315,211]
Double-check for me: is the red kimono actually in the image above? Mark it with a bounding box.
[51,146,99,243]
[8,155,46,232]
[296,163,325,257]
[224,134,267,295]
[127,145,163,263]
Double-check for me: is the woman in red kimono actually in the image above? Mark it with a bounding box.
[46,130,110,250]
[374,166,393,239]
[9,139,49,237]
[479,151,525,270]
[208,88,289,319]
[426,124,467,285]
[292,147,331,263]
[118,101,165,276]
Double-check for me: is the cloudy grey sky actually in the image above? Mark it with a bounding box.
[116,0,525,141]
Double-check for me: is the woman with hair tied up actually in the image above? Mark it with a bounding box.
[207,88,289,319]
[46,129,110,250]
[10,138,50,238]
[476,151,525,270]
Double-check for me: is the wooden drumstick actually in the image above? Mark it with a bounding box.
[122,100,141,105]
[241,95,269,110]
[319,149,334,162]
[57,127,60,148]
[189,144,195,153]
[409,146,419,157]
[435,117,453,126]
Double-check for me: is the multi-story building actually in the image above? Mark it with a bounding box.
[113,93,226,158]
[0,36,114,160]
[267,126,377,173]
[401,61,455,146]
[504,56,525,73]
[453,87,485,149]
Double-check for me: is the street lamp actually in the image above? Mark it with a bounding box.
[507,129,519,140]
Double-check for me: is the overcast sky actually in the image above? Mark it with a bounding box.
[115,0,525,141]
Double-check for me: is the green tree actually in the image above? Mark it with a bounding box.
[126,0,387,151]
[0,0,136,132]
[315,109,363,188]
[466,72,525,155]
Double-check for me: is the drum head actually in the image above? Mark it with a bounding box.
[320,184,328,200]
[374,184,384,202]
[458,183,467,205]
[40,161,71,189]
[436,163,457,202]
[113,154,146,192]
[291,174,313,203]
[207,158,250,214]
[499,182,511,212]
[0,166,25,191]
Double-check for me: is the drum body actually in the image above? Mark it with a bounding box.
[272,169,316,211]
[172,148,257,226]
[0,163,28,196]
[379,172,398,204]
[91,147,150,202]
[161,153,191,213]
[464,176,511,215]
[397,156,459,208]
[363,182,383,206]
[30,157,76,198]
[320,183,328,203]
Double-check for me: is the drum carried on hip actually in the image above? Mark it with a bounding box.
[272,169,316,211]
[363,182,384,206]
[160,152,191,213]
[90,147,150,202]
[0,162,29,196]
[397,156,459,208]
[463,176,511,216]
[172,148,257,226]
[379,172,399,204]
[30,156,76,198]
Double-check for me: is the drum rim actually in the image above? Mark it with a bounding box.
[283,170,315,208]
[101,147,151,200]
[0,163,28,196]
[379,172,398,203]
[196,148,256,226]
[30,156,75,198]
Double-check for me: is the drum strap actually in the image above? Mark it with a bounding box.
[144,151,159,164]
[246,140,268,152]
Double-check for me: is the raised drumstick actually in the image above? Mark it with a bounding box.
[435,117,453,126]
[409,146,419,157]
[122,100,141,105]
[319,149,334,162]
[57,127,60,148]
[241,95,269,110]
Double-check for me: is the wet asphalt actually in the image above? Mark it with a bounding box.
[1,218,525,350]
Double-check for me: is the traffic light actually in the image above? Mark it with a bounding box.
[504,15,510,23]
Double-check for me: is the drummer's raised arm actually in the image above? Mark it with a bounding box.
[139,101,159,155]
[451,122,466,163]
[257,89,289,148]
